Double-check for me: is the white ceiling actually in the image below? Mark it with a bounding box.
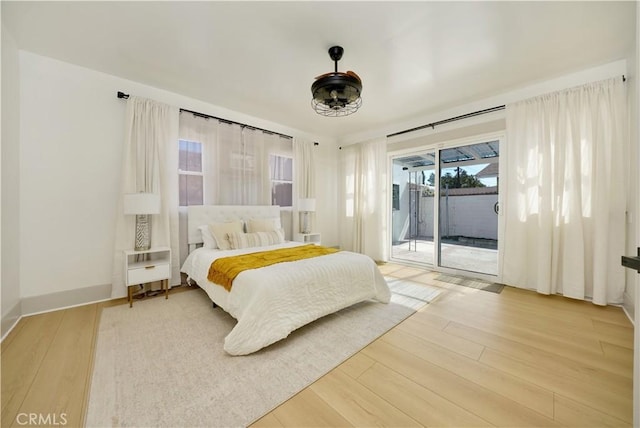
[2,1,636,140]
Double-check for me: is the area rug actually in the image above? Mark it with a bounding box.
[85,279,440,428]
[434,273,504,293]
[385,276,442,310]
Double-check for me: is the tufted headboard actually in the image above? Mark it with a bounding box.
[187,205,282,252]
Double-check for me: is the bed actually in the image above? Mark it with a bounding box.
[180,205,390,355]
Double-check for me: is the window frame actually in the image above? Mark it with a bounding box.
[269,153,293,208]
[178,139,204,207]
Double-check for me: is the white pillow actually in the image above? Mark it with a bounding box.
[228,229,285,250]
[208,221,244,251]
[246,217,282,233]
[198,225,218,249]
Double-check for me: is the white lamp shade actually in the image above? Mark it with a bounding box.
[298,198,316,212]
[123,193,161,215]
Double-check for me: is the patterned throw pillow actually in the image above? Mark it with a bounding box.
[228,229,285,250]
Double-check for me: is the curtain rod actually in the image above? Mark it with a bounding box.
[386,105,505,138]
[117,91,295,141]
[386,74,627,139]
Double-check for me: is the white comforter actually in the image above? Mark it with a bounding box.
[181,242,390,355]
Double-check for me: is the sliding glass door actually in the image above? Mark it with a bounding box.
[438,141,499,275]
[391,152,436,265]
[390,138,500,276]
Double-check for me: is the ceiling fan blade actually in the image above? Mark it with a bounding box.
[346,70,361,82]
[314,72,334,80]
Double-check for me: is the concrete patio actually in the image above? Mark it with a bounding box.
[391,239,498,276]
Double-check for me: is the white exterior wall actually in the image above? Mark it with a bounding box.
[434,194,498,240]
[391,162,411,243]
[393,194,498,242]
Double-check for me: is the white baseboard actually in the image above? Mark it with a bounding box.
[622,290,635,325]
[1,300,23,340]
[20,283,113,317]
[1,283,115,343]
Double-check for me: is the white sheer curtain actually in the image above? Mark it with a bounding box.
[293,138,315,233]
[502,77,628,305]
[178,112,219,204]
[293,138,315,198]
[180,116,283,205]
[339,138,388,261]
[270,156,289,179]
[112,97,180,298]
[217,123,270,205]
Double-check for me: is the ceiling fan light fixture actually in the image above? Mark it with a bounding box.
[311,46,362,117]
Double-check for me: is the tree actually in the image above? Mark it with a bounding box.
[440,168,485,188]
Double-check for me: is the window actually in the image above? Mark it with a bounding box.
[392,184,400,210]
[178,140,203,206]
[269,154,292,207]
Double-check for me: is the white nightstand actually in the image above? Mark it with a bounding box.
[294,233,321,246]
[124,246,171,308]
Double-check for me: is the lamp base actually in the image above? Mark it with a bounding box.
[134,214,151,251]
[300,212,311,234]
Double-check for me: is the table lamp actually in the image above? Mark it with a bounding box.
[298,198,316,234]
[124,193,161,251]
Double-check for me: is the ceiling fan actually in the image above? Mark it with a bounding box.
[311,46,362,117]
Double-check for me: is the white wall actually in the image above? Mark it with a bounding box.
[633,4,639,427]
[19,52,124,299]
[624,7,639,322]
[17,51,336,303]
[1,24,22,335]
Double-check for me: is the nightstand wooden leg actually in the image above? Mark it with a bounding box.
[128,286,133,308]
[165,279,169,300]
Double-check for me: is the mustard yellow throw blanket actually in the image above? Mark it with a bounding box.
[208,244,339,291]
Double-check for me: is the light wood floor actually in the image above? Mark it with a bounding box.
[253,264,634,427]
[1,265,634,427]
